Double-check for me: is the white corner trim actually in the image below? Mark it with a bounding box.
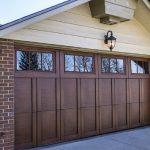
[143,0,150,9]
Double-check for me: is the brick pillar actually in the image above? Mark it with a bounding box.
[0,39,15,150]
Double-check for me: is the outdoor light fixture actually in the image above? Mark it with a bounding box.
[104,31,116,51]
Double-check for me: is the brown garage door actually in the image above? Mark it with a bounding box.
[14,46,150,149]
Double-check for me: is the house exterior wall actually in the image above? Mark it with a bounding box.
[0,39,15,150]
[0,2,150,150]
[2,3,150,56]
[135,0,150,33]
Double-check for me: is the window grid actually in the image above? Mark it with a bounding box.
[101,57,125,74]
[64,54,94,73]
[131,60,149,74]
[16,50,54,72]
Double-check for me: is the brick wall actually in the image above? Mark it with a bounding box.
[0,39,15,150]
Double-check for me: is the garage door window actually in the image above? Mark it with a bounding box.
[16,50,54,71]
[102,57,124,73]
[65,54,93,72]
[131,60,149,74]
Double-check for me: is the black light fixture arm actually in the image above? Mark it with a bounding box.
[104,30,113,44]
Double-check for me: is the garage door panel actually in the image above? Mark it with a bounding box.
[99,79,112,106]
[37,111,59,145]
[114,79,127,105]
[61,109,79,140]
[81,79,96,107]
[100,105,113,133]
[15,49,149,150]
[130,103,140,127]
[115,104,128,129]
[15,113,34,149]
[141,79,150,103]
[141,102,150,124]
[37,79,56,111]
[15,78,32,113]
[61,79,78,109]
[129,79,140,103]
[81,107,97,137]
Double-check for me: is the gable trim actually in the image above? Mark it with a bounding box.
[143,0,150,9]
[0,0,90,37]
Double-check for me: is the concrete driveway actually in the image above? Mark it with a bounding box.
[30,126,150,150]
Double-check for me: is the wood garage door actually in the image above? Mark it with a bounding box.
[14,46,150,149]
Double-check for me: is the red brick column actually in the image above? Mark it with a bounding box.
[0,39,15,150]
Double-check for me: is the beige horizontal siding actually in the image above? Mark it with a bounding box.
[50,11,149,37]
[4,28,150,55]
[67,2,92,17]
[26,19,150,47]
[135,0,150,33]
[3,3,150,56]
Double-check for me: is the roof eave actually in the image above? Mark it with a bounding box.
[0,0,90,37]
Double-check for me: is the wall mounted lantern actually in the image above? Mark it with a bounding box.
[104,31,116,51]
